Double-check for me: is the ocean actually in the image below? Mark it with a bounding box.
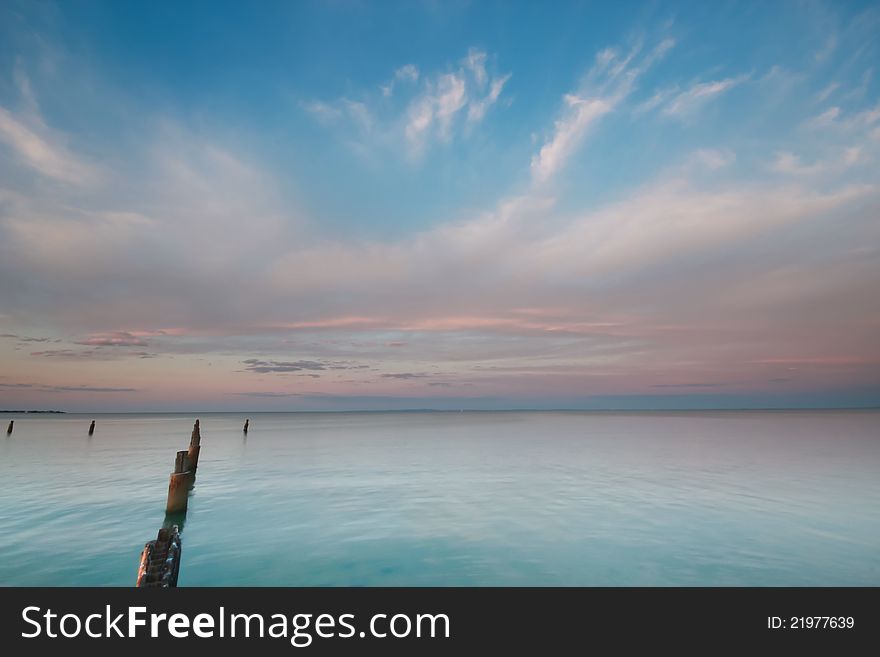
[1,410,878,586]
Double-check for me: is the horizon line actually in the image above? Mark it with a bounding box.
[3,406,879,414]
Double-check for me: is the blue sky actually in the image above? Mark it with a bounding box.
[0,0,878,411]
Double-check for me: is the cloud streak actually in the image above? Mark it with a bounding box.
[661,74,749,117]
[381,64,419,97]
[75,331,149,347]
[302,47,510,157]
[531,37,675,183]
[0,81,101,185]
[0,382,135,393]
[380,372,431,380]
[241,359,370,374]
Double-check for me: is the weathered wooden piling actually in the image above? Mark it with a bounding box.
[5,420,12,435]
[165,450,193,514]
[243,418,249,433]
[187,419,201,472]
[136,525,182,587]
[138,419,205,585]
[88,419,95,436]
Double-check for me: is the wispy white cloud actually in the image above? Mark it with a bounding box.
[634,88,671,114]
[0,104,101,185]
[341,99,373,132]
[769,146,865,176]
[403,49,510,152]
[299,99,343,124]
[467,73,511,123]
[12,61,38,113]
[302,48,510,157]
[805,105,840,128]
[850,102,880,127]
[405,72,467,146]
[531,37,675,183]
[397,64,419,82]
[817,82,839,102]
[687,148,736,170]
[463,48,488,88]
[530,95,613,183]
[661,74,749,117]
[770,151,825,176]
[381,64,419,97]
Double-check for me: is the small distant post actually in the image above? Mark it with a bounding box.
[88,420,95,436]
[166,450,193,514]
[243,418,249,434]
[187,419,201,472]
[6,420,12,435]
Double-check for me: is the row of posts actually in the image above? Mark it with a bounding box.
[5,417,248,441]
[10,415,224,513]
[6,415,249,586]
[6,419,96,435]
[165,420,201,513]
[136,419,201,587]
[165,417,248,512]
[136,418,249,586]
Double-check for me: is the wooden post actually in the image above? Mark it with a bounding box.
[5,420,12,435]
[166,450,192,513]
[243,418,249,433]
[136,525,182,587]
[187,419,201,472]
[88,420,95,436]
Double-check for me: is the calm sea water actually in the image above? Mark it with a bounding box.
[1,410,878,586]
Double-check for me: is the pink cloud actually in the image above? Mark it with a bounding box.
[75,331,148,347]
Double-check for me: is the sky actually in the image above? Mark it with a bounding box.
[0,0,878,412]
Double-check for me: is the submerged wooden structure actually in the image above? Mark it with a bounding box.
[136,525,182,587]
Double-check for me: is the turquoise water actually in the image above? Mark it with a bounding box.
[0,410,878,586]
